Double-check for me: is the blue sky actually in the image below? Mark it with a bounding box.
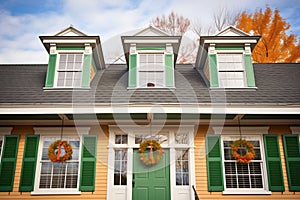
[0,0,299,63]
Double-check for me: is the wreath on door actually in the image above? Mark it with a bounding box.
[138,140,164,166]
[48,140,73,162]
[231,139,255,164]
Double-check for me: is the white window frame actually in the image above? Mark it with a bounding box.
[107,125,196,200]
[0,127,12,165]
[54,51,84,88]
[216,51,247,88]
[221,135,271,195]
[0,135,3,164]
[137,51,166,88]
[32,127,90,195]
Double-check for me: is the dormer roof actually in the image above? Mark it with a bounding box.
[215,25,250,36]
[55,25,88,36]
[133,26,170,36]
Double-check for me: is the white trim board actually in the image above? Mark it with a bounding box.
[0,105,299,114]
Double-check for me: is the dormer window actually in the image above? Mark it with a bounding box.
[121,26,181,89]
[138,53,165,87]
[56,53,83,87]
[40,26,105,89]
[196,26,260,89]
[217,53,246,88]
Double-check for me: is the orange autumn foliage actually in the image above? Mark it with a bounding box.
[237,6,300,63]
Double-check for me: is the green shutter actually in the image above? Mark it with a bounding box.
[129,54,137,88]
[80,135,97,191]
[263,135,284,191]
[82,54,92,88]
[19,135,39,192]
[0,135,19,192]
[244,54,256,87]
[283,134,300,191]
[45,54,57,87]
[209,54,219,87]
[165,54,174,87]
[206,135,223,191]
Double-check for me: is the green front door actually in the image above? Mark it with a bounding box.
[133,149,170,200]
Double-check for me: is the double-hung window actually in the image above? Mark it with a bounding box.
[138,53,165,87]
[56,54,83,87]
[217,54,246,88]
[221,136,268,193]
[36,136,81,192]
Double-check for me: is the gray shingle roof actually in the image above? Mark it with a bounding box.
[0,63,299,104]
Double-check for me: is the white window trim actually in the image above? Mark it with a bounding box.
[0,127,12,165]
[216,51,247,88]
[136,51,166,88]
[221,135,271,195]
[107,125,196,200]
[53,50,85,88]
[32,127,90,195]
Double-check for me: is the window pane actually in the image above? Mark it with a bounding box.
[176,149,189,185]
[225,162,236,174]
[175,132,188,144]
[238,175,250,188]
[251,175,263,188]
[114,149,127,185]
[57,72,65,87]
[226,175,237,188]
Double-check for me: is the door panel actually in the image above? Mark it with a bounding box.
[133,149,170,200]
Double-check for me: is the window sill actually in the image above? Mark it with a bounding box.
[31,190,81,195]
[222,190,271,195]
[127,87,176,91]
[210,87,258,91]
[43,87,90,91]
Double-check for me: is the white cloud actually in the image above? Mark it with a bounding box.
[0,0,298,64]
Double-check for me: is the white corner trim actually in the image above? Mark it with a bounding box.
[212,126,269,135]
[33,127,90,135]
[290,127,300,134]
[0,127,13,135]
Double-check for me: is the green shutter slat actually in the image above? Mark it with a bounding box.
[206,135,223,191]
[209,54,219,87]
[244,54,256,87]
[82,54,92,88]
[263,135,284,192]
[129,54,137,88]
[45,54,57,87]
[0,135,19,192]
[283,135,300,191]
[80,135,97,192]
[165,54,174,87]
[19,135,39,192]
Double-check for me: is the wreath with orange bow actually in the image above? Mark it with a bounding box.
[138,140,164,166]
[48,140,73,162]
[231,139,256,164]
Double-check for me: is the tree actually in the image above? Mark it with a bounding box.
[237,6,300,63]
[213,7,241,32]
[150,11,190,36]
[151,11,194,63]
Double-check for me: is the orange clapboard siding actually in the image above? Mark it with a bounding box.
[0,125,109,200]
[193,125,300,200]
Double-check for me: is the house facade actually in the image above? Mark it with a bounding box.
[0,25,299,200]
